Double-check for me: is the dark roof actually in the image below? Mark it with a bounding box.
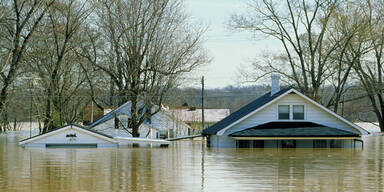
[89,102,131,128]
[20,123,114,142]
[202,87,293,135]
[229,122,359,137]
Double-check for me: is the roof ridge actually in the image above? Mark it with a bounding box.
[202,87,293,135]
[19,123,113,143]
[89,101,132,128]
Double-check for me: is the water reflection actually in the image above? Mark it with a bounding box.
[0,135,384,191]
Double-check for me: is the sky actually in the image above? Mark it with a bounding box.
[183,0,281,88]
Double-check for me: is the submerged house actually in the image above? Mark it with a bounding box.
[82,101,105,125]
[170,106,230,134]
[19,124,118,148]
[89,102,191,139]
[202,75,368,148]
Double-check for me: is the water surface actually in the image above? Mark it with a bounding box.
[1,135,384,191]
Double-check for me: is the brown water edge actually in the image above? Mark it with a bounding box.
[0,135,384,192]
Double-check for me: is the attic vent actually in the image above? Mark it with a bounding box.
[66,133,77,138]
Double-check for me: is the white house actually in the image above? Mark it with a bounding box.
[170,107,230,123]
[19,124,118,148]
[202,75,369,148]
[169,107,230,134]
[88,102,191,139]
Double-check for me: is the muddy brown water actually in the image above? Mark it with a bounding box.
[1,134,384,192]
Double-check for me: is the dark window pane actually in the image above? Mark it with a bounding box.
[313,140,327,148]
[293,113,304,120]
[330,140,342,148]
[169,129,174,138]
[253,140,264,148]
[278,105,290,120]
[293,105,304,120]
[282,140,296,148]
[238,140,251,148]
[159,130,168,139]
[279,113,290,119]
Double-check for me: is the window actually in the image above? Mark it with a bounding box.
[313,140,327,148]
[293,105,304,120]
[278,104,305,120]
[278,105,290,120]
[159,130,168,139]
[282,140,296,148]
[253,140,264,148]
[237,140,251,148]
[169,129,174,138]
[330,140,342,148]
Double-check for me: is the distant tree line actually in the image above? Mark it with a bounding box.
[6,84,376,128]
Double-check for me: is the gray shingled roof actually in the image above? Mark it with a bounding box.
[202,87,293,135]
[89,102,132,128]
[229,122,359,137]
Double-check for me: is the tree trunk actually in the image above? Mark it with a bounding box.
[43,78,56,133]
[131,95,140,137]
[0,54,19,129]
[109,76,115,106]
[43,93,53,133]
[379,120,384,132]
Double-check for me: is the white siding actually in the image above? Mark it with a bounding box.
[224,94,359,135]
[97,143,119,148]
[92,112,190,139]
[150,112,190,137]
[24,143,45,147]
[23,127,117,147]
[92,118,152,138]
[210,136,236,148]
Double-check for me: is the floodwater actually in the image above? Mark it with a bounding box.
[1,135,384,192]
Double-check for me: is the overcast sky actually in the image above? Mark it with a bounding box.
[183,0,281,88]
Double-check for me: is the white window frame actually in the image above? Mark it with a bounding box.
[292,104,305,120]
[277,105,290,120]
[277,104,306,121]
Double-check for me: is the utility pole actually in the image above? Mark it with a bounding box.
[201,76,205,130]
[29,80,33,137]
[341,95,345,117]
[91,101,94,123]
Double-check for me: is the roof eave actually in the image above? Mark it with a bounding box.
[204,87,368,136]
[232,136,359,140]
[215,88,295,135]
[19,124,117,145]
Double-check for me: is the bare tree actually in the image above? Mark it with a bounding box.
[321,1,371,112]
[0,0,54,131]
[81,0,208,137]
[25,0,92,133]
[231,0,351,102]
[352,0,384,131]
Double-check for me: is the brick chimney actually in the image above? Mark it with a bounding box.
[271,74,280,96]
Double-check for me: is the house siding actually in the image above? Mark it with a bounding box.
[92,112,190,139]
[209,136,358,148]
[223,94,359,136]
[210,135,236,148]
[92,117,153,138]
[22,128,117,148]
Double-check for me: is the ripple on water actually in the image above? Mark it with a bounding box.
[0,135,384,191]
